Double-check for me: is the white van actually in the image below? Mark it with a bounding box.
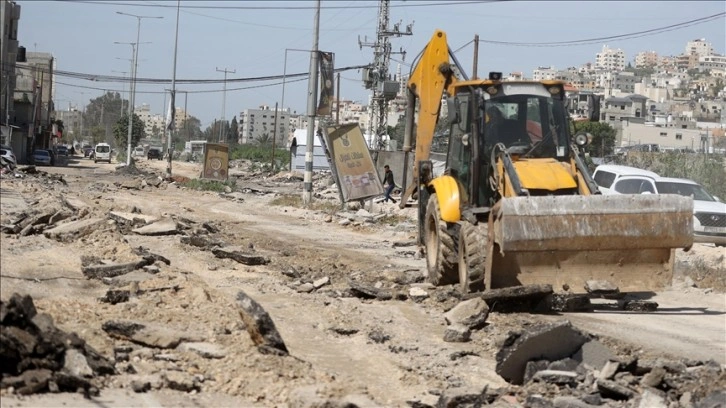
[591,164,659,194]
[94,143,111,164]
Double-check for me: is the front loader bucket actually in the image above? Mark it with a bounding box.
[486,194,694,293]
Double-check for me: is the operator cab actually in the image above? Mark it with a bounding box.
[445,80,574,207]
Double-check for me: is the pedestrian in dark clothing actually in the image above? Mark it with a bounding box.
[383,164,396,203]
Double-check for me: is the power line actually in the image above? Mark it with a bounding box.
[4,62,370,85]
[55,0,501,10]
[476,12,725,47]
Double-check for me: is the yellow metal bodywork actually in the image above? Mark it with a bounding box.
[512,159,578,192]
[429,176,461,223]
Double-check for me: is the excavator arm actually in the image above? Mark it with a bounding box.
[399,30,461,208]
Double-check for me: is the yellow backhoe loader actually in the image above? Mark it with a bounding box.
[400,30,693,294]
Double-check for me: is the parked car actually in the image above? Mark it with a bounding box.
[32,149,52,166]
[56,145,68,156]
[94,143,112,163]
[608,175,726,247]
[0,146,17,168]
[147,147,163,160]
[83,145,94,158]
[591,164,659,195]
[133,146,146,157]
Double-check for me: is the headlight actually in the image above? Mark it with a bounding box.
[574,132,592,147]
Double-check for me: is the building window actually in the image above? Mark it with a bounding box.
[660,132,667,137]
[620,106,625,110]
[609,116,616,121]
[675,133,682,140]
[681,125,687,129]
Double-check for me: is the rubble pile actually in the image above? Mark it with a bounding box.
[487,321,725,407]
[0,294,115,396]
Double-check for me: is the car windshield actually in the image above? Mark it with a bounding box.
[96,145,110,153]
[34,150,49,156]
[656,181,715,201]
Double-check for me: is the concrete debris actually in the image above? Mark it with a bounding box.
[572,340,616,371]
[434,386,499,407]
[620,299,659,312]
[551,293,592,312]
[108,211,159,227]
[597,360,620,380]
[101,320,203,349]
[532,369,578,386]
[0,294,114,396]
[408,287,429,302]
[313,276,330,289]
[212,247,270,265]
[495,320,589,385]
[443,297,489,330]
[82,258,154,280]
[443,324,471,343]
[131,217,179,236]
[177,342,227,359]
[348,279,393,301]
[481,284,554,313]
[42,217,106,242]
[596,378,636,400]
[236,291,288,356]
[99,289,131,304]
[180,233,224,250]
[131,246,171,266]
[584,280,620,297]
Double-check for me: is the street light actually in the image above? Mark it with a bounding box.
[116,11,163,165]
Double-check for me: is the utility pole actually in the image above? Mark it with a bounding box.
[166,0,181,179]
[358,0,412,152]
[116,11,163,165]
[303,0,321,206]
[216,67,235,143]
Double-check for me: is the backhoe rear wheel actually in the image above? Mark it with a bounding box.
[424,193,457,285]
[458,222,487,294]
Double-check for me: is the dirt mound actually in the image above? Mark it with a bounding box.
[0,293,115,396]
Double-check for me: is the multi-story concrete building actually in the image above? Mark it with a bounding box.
[55,108,82,141]
[532,66,557,81]
[238,105,289,145]
[698,55,726,75]
[134,103,189,141]
[602,94,648,124]
[13,51,55,158]
[0,0,21,148]
[596,45,625,71]
[634,51,658,68]
[676,53,700,70]
[685,38,714,58]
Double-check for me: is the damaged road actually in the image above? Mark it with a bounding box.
[1,159,724,407]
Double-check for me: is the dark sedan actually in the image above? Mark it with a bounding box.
[147,148,163,160]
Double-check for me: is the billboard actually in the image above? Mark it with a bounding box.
[202,143,229,181]
[325,124,383,202]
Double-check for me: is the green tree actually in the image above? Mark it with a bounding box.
[177,116,203,142]
[84,91,128,130]
[228,116,239,146]
[113,113,146,150]
[256,132,273,147]
[572,121,616,157]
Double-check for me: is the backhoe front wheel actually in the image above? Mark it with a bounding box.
[458,222,487,294]
[424,193,457,286]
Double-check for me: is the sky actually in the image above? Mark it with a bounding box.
[15,0,726,130]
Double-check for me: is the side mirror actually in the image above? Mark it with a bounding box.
[447,97,460,124]
[588,95,601,122]
[714,196,721,202]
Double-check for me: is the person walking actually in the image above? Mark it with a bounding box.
[383,164,396,203]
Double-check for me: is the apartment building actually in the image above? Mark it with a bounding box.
[602,94,648,124]
[596,45,625,71]
[699,55,726,75]
[634,51,658,68]
[134,103,189,140]
[0,0,21,148]
[14,51,55,154]
[238,105,288,145]
[685,38,714,57]
[532,66,557,81]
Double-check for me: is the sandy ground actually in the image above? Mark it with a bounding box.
[1,155,724,407]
